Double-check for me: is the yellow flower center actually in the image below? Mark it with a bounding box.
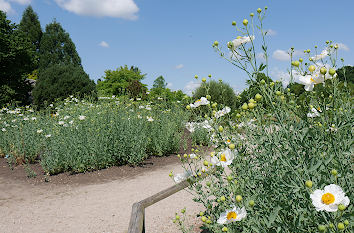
[196,99,201,103]
[227,139,231,143]
[227,211,237,220]
[321,193,335,205]
[220,154,227,162]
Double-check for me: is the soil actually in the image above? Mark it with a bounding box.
[0,154,203,233]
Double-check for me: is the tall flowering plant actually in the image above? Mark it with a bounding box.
[173,7,353,233]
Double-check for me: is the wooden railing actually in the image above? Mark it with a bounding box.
[127,178,191,233]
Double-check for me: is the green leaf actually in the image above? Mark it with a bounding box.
[267,206,281,228]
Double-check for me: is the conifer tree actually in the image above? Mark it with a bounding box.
[18,5,42,52]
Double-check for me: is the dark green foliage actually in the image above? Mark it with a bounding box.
[336,66,354,95]
[126,80,147,98]
[39,20,81,70]
[32,64,96,106]
[97,65,146,96]
[18,5,42,53]
[152,75,167,89]
[194,80,237,109]
[0,11,36,107]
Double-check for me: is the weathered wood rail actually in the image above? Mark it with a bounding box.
[127,178,191,233]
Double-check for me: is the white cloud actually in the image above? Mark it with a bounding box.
[183,81,200,96]
[266,29,277,36]
[0,0,12,12]
[272,49,302,61]
[175,64,184,69]
[336,43,349,51]
[99,41,109,48]
[54,0,139,20]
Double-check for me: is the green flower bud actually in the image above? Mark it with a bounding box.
[329,68,336,76]
[250,13,254,17]
[309,65,316,72]
[338,204,346,211]
[318,225,326,232]
[228,144,235,150]
[307,49,311,53]
[236,195,242,202]
[255,93,262,101]
[186,105,191,110]
[222,226,228,232]
[201,216,207,222]
[305,180,313,188]
[293,60,300,67]
[202,78,207,82]
[243,19,248,26]
[270,82,274,86]
[320,67,327,75]
[194,75,198,79]
[275,91,282,96]
[206,181,211,187]
[248,102,255,109]
[227,175,233,181]
[299,58,303,62]
[218,126,224,132]
[232,21,236,26]
[260,79,266,84]
[199,211,204,216]
[206,219,212,224]
[242,103,248,110]
[265,6,268,10]
[257,8,262,13]
[249,200,255,207]
[212,103,217,108]
[169,172,173,177]
[203,160,209,166]
[344,220,349,226]
[236,113,241,118]
[329,223,334,229]
[220,196,226,201]
[181,208,186,213]
[175,215,180,220]
[338,223,345,230]
[213,41,219,47]
[326,40,330,44]
[331,169,338,176]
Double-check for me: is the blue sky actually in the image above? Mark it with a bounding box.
[2,0,354,94]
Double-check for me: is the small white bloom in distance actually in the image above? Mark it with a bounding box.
[79,115,86,120]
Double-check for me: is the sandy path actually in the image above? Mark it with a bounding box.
[0,161,202,233]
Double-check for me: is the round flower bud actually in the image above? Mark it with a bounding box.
[326,40,330,44]
[335,44,339,49]
[255,93,262,101]
[265,6,268,10]
[309,65,316,72]
[212,103,217,108]
[206,219,212,224]
[175,215,180,220]
[194,75,198,79]
[201,216,207,222]
[229,144,235,150]
[260,79,266,85]
[218,126,224,132]
[236,113,241,118]
[275,91,281,96]
[206,181,211,187]
[222,227,228,232]
[320,67,327,75]
[234,180,238,185]
[199,211,204,216]
[307,49,311,53]
[236,195,242,202]
[305,180,313,188]
[220,196,226,201]
[331,169,338,176]
[249,200,255,207]
[248,102,255,109]
[293,61,300,67]
[338,204,346,211]
[202,78,207,82]
[241,103,248,110]
[338,223,345,230]
[329,223,334,229]
[181,208,186,213]
[243,19,248,26]
[299,58,303,62]
[183,153,188,158]
[270,82,274,86]
[213,41,219,47]
[249,98,255,103]
[329,68,336,76]
[169,172,173,177]
[344,220,349,226]
[203,160,209,166]
[257,8,262,13]
[318,225,326,232]
[206,95,211,100]
[250,13,254,17]
[232,21,236,26]
[186,105,191,110]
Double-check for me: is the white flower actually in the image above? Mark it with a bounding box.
[1,128,6,132]
[307,108,321,118]
[64,115,70,120]
[45,134,51,138]
[217,206,247,224]
[157,97,163,100]
[11,119,16,123]
[147,116,154,122]
[49,104,53,107]
[214,107,231,118]
[23,117,29,121]
[189,153,197,159]
[136,98,141,101]
[173,171,192,183]
[37,129,43,134]
[69,120,74,124]
[139,105,145,109]
[190,97,210,108]
[310,184,350,212]
[79,115,86,120]
[232,35,255,48]
[311,49,328,61]
[137,115,142,119]
[58,121,65,125]
[145,106,152,110]
[294,64,336,91]
[31,117,36,120]
[211,149,235,167]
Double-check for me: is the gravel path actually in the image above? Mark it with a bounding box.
[0,159,202,233]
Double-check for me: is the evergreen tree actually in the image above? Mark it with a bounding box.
[39,20,81,70]
[0,10,36,106]
[18,5,42,53]
[152,76,167,89]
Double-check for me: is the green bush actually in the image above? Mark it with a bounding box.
[32,64,97,107]
[194,80,237,110]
